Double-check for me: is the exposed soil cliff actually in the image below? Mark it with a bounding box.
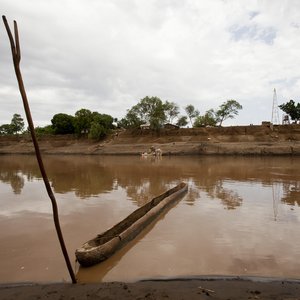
[1,124,300,155]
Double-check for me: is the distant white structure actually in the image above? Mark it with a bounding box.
[140,123,150,130]
[271,88,280,125]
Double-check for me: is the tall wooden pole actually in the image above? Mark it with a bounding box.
[2,15,77,284]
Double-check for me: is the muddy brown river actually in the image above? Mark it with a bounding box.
[0,155,300,283]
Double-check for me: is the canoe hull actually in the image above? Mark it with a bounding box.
[76,182,188,267]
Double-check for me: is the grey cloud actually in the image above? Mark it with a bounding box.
[249,11,259,20]
[230,24,276,45]
[1,0,300,127]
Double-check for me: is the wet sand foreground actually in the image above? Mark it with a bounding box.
[1,277,300,300]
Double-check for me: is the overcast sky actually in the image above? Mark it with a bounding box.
[1,0,300,126]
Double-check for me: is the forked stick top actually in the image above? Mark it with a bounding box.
[2,15,21,63]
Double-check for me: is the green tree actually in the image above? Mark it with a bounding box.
[118,109,143,129]
[92,112,114,129]
[0,114,24,135]
[279,100,300,123]
[164,101,180,124]
[194,109,217,127]
[87,112,114,140]
[0,124,13,135]
[10,114,24,134]
[73,109,92,135]
[215,99,242,126]
[184,105,200,127]
[122,96,166,129]
[51,113,75,134]
[88,122,106,140]
[176,116,188,127]
[35,125,55,135]
[139,96,166,129]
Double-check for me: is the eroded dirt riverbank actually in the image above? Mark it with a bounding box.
[0,125,300,155]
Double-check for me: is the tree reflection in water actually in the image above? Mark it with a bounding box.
[0,155,299,211]
[0,170,24,194]
[282,181,300,206]
[1,155,300,283]
[207,181,243,210]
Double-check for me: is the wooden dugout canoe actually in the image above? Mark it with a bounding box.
[75,182,188,267]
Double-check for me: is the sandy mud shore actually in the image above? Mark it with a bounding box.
[0,125,300,155]
[1,277,300,300]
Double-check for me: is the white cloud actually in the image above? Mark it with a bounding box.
[1,0,300,126]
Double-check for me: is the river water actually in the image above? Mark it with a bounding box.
[0,155,300,283]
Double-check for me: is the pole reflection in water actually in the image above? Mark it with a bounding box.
[272,182,281,221]
[0,155,300,282]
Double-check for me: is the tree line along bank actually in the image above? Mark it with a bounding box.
[0,96,299,140]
